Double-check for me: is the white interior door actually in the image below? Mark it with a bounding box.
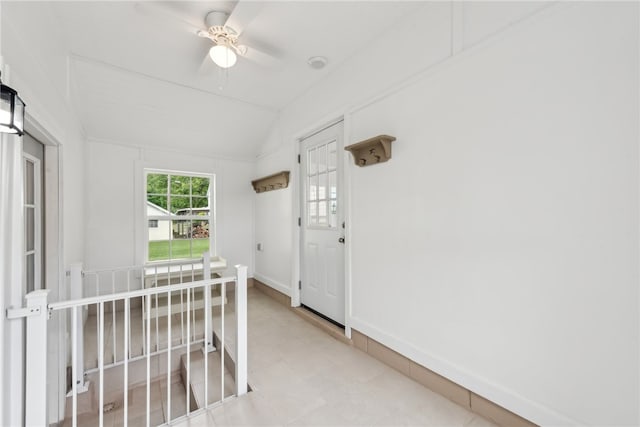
[300,121,345,325]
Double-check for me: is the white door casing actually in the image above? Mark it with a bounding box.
[300,121,345,325]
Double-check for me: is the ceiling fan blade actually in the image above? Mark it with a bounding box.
[197,49,216,76]
[134,2,202,36]
[242,45,281,69]
[225,1,264,37]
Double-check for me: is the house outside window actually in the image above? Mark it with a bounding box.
[145,170,215,262]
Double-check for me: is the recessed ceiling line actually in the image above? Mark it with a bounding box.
[68,52,277,112]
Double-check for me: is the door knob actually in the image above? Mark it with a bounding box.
[338,237,345,244]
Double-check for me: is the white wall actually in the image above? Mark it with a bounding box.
[1,2,87,425]
[84,140,255,278]
[254,2,639,426]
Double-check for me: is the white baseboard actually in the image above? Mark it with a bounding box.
[349,316,579,427]
[252,273,291,297]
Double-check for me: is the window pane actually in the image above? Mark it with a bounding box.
[308,201,317,226]
[26,254,34,293]
[308,175,317,201]
[318,172,327,200]
[191,219,210,258]
[170,220,192,259]
[25,160,34,205]
[191,177,210,197]
[148,220,171,261]
[328,141,337,170]
[308,148,317,176]
[318,144,327,173]
[145,171,214,262]
[147,195,168,211]
[329,171,337,200]
[170,175,191,196]
[147,173,168,195]
[329,200,338,228]
[171,196,190,214]
[172,219,190,239]
[26,207,34,251]
[318,201,327,225]
[192,196,209,210]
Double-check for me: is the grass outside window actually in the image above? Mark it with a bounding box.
[148,239,210,261]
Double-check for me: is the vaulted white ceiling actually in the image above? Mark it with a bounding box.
[42,1,424,159]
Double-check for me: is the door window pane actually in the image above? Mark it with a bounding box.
[318,172,327,200]
[308,148,317,176]
[308,175,318,201]
[328,171,337,200]
[26,254,34,293]
[25,161,34,204]
[26,207,34,251]
[329,200,338,228]
[318,201,328,225]
[328,141,337,170]
[318,144,327,173]
[308,201,317,226]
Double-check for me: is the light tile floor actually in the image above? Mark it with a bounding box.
[176,288,497,427]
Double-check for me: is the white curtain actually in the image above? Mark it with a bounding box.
[0,131,25,426]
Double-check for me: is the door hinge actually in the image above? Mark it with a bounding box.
[297,154,301,164]
[298,280,302,290]
[298,217,301,227]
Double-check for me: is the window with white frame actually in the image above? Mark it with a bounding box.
[145,170,215,262]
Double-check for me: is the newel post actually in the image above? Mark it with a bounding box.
[24,289,50,426]
[234,264,248,396]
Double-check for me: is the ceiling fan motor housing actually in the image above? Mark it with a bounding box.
[205,11,229,28]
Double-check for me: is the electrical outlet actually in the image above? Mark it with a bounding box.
[257,243,263,251]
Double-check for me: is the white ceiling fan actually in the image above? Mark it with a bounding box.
[197,10,247,69]
[137,1,277,70]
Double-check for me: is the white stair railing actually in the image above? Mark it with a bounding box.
[21,263,248,427]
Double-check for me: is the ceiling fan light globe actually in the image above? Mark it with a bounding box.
[209,45,237,68]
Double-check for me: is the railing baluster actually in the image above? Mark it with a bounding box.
[71,305,78,427]
[155,265,159,353]
[141,268,146,357]
[112,272,117,363]
[167,286,172,423]
[203,253,213,353]
[99,301,105,427]
[124,297,129,427]
[204,282,210,407]
[146,293,151,427]
[180,284,184,346]
[96,276,100,367]
[221,281,225,400]
[235,265,248,396]
[186,287,191,414]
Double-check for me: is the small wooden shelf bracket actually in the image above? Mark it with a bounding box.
[251,171,290,193]
[344,135,396,166]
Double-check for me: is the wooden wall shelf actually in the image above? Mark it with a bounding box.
[344,135,396,166]
[251,171,290,193]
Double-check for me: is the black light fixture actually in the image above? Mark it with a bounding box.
[0,71,25,136]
